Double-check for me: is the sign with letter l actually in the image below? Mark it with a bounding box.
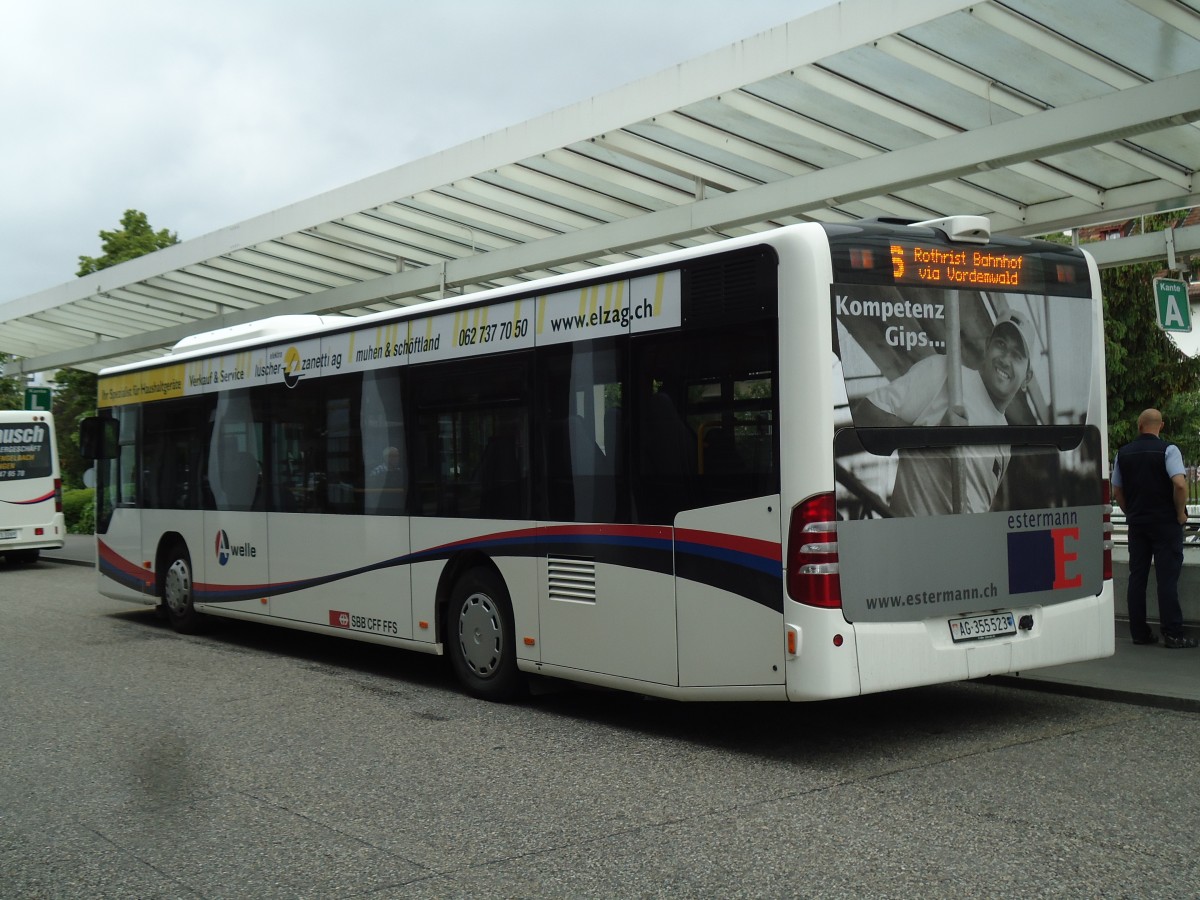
[24,387,52,411]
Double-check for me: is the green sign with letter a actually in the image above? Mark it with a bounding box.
[1154,277,1191,333]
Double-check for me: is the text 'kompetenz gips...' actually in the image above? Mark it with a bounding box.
[834,296,944,322]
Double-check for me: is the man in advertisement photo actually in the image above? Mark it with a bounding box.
[851,308,1036,516]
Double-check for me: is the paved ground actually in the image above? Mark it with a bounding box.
[3,561,1199,899]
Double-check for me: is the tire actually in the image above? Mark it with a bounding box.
[446,568,521,701]
[161,543,204,634]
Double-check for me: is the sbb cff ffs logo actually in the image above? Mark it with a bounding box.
[214,530,257,566]
[329,610,351,629]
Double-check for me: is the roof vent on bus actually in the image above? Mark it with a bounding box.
[170,315,339,355]
[909,215,991,244]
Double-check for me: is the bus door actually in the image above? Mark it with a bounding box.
[94,406,150,601]
[536,341,681,686]
[139,399,208,604]
[265,369,414,639]
[201,390,270,616]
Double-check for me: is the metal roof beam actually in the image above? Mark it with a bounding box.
[875,32,1195,191]
[1081,223,1200,268]
[969,2,1144,89]
[1127,0,1200,38]
[789,64,1107,205]
[1020,188,1200,239]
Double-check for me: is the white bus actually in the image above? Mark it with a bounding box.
[1,409,65,565]
[81,216,1113,701]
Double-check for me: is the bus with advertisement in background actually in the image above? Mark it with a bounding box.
[1,409,65,565]
[80,215,1113,701]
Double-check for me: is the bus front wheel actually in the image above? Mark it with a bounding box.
[162,544,203,634]
[446,568,521,701]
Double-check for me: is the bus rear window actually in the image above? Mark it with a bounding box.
[833,284,1095,432]
[831,280,1099,521]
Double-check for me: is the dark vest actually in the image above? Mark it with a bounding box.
[1117,434,1176,525]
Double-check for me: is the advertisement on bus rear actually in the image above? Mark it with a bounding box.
[830,284,1104,622]
[0,422,53,481]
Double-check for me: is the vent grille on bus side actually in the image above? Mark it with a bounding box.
[547,556,597,603]
[682,246,778,328]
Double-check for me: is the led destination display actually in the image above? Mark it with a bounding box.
[834,234,1090,297]
[889,243,1029,288]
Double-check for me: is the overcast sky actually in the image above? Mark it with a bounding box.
[0,0,832,307]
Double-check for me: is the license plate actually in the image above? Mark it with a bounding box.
[0,529,17,541]
[949,612,1016,643]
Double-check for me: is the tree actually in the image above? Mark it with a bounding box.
[0,353,22,410]
[1103,260,1200,459]
[52,210,180,487]
[77,209,178,276]
[1042,211,1199,459]
[1098,211,1200,460]
[52,368,99,489]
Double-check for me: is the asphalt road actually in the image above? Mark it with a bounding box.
[3,561,1199,899]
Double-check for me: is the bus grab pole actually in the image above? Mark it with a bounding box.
[944,291,966,513]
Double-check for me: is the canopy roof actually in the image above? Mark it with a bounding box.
[3,0,1199,374]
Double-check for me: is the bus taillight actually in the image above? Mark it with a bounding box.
[54,478,63,513]
[1102,480,1112,581]
[787,492,841,608]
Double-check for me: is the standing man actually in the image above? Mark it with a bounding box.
[1112,408,1197,648]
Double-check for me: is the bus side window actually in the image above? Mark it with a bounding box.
[142,401,204,510]
[208,390,264,512]
[362,369,407,516]
[477,412,527,518]
[683,326,778,505]
[94,408,133,531]
[632,336,695,524]
[537,341,626,524]
[115,406,139,509]
[265,374,366,516]
[632,326,779,523]
[412,358,529,520]
[323,393,358,514]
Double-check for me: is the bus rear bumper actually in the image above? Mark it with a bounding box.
[852,585,1115,696]
[0,520,66,552]
[785,585,1115,700]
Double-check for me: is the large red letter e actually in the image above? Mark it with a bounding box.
[1051,527,1082,589]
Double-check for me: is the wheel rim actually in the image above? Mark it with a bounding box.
[456,591,503,678]
[164,558,192,616]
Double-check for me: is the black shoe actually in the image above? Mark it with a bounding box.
[1163,634,1198,649]
[1131,632,1158,645]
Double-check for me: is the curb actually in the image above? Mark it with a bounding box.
[41,554,94,569]
[985,674,1200,714]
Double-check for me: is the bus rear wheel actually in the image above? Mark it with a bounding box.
[446,568,521,701]
[162,544,203,634]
